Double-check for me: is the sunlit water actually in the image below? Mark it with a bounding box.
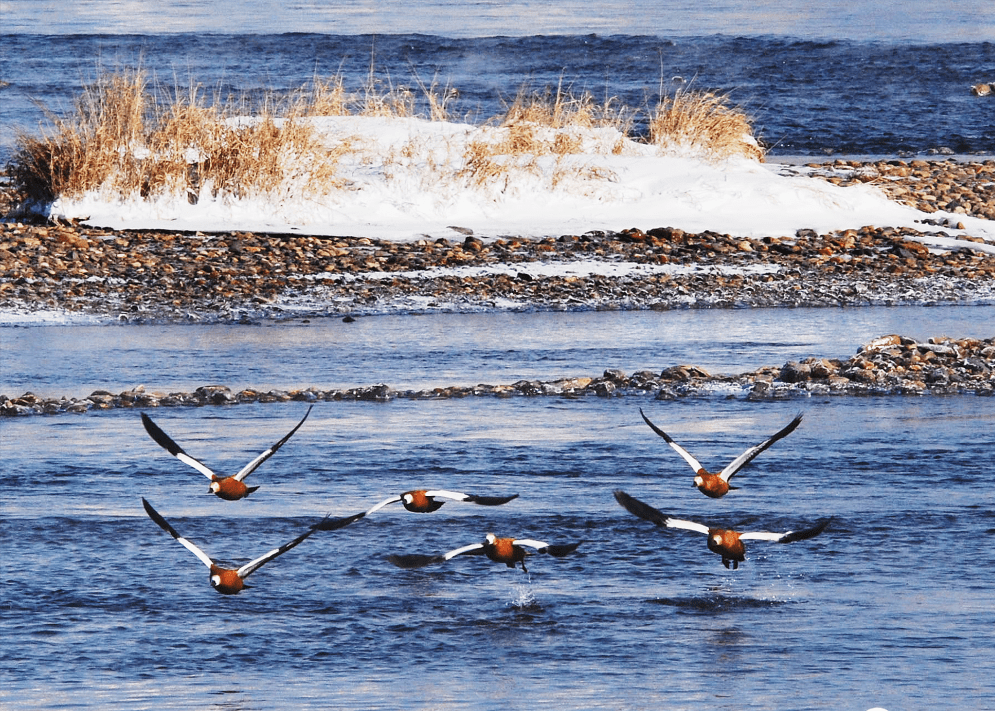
[3,0,993,41]
[2,307,994,710]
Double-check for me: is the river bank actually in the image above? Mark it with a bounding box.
[2,158,994,323]
[3,333,992,416]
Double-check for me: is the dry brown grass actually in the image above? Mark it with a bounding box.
[502,83,630,131]
[295,75,351,117]
[11,72,150,201]
[649,89,763,161]
[458,140,514,189]
[357,63,416,118]
[496,84,634,155]
[8,68,763,207]
[410,74,459,123]
[10,69,347,204]
[452,84,636,188]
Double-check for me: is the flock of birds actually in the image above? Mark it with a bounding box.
[139,406,831,595]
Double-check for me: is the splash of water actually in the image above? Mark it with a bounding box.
[508,576,537,608]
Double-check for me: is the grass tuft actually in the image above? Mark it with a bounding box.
[296,75,352,117]
[10,69,346,205]
[649,89,763,161]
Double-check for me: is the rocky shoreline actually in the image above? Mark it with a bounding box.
[2,334,992,417]
[1,158,995,322]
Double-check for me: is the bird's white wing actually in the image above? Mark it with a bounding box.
[666,441,707,475]
[640,409,706,473]
[442,542,485,560]
[364,495,402,515]
[717,413,803,482]
[740,518,830,543]
[428,491,520,506]
[142,498,214,569]
[614,489,710,535]
[663,518,711,535]
[175,452,218,480]
[142,413,218,480]
[232,406,313,482]
[510,538,550,550]
[424,489,471,501]
[738,531,785,542]
[175,536,216,569]
[237,517,322,579]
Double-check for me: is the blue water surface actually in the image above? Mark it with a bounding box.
[2,307,994,710]
[2,31,994,162]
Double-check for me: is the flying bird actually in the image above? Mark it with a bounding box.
[141,497,359,594]
[387,533,581,573]
[614,489,829,569]
[639,409,803,498]
[364,489,519,515]
[141,406,313,500]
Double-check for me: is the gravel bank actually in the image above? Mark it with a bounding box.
[2,158,994,322]
[3,334,992,416]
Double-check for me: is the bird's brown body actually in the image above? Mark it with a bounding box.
[694,473,730,499]
[483,536,528,569]
[210,477,259,501]
[401,490,446,513]
[209,565,248,595]
[705,529,747,569]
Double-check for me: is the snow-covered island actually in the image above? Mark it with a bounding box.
[3,87,995,324]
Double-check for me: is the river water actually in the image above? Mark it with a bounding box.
[2,3,994,162]
[2,306,994,710]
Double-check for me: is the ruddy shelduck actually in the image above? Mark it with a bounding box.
[614,489,830,569]
[141,498,360,594]
[365,489,519,515]
[387,533,581,572]
[141,406,312,500]
[639,409,803,498]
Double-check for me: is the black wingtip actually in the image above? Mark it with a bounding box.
[313,511,366,532]
[386,553,444,569]
[768,412,804,442]
[465,493,520,506]
[541,541,582,557]
[141,497,179,538]
[141,412,185,456]
[781,517,831,544]
[614,489,669,527]
[271,406,314,451]
[638,408,674,443]
[141,496,158,519]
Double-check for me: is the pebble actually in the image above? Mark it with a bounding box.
[2,335,992,417]
[792,158,995,219]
